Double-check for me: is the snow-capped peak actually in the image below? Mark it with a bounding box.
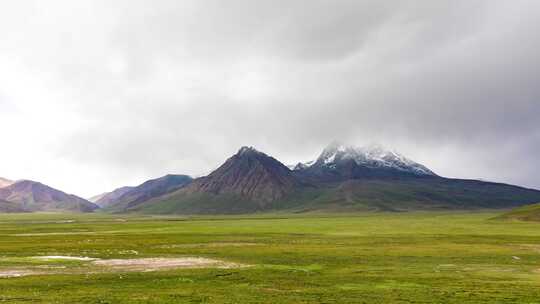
[296,142,436,176]
[317,141,349,164]
[292,160,316,171]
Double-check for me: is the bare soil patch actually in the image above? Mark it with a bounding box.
[33,255,98,261]
[158,242,259,249]
[0,269,43,278]
[92,257,244,272]
[0,256,246,278]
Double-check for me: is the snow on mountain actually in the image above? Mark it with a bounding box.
[296,142,436,176]
[292,160,316,171]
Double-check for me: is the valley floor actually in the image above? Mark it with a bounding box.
[1,212,540,303]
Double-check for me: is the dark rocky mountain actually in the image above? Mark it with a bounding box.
[90,186,134,208]
[102,174,193,210]
[0,180,98,212]
[0,177,14,188]
[182,146,301,205]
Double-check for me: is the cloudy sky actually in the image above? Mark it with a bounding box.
[1,0,539,197]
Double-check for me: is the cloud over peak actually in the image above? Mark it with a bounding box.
[0,1,539,196]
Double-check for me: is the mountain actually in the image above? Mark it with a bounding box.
[124,147,303,214]
[102,174,193,210]
[284,142,540,212]
[90,186,134,207]
[293,142,436,182]
[0,180,98,212]
[497,203,540,221]
[121,143,540,214]
[186,147,300,203]
[0,177,14,188]
[3,142,538,215]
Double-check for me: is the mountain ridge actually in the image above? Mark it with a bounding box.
[6,142,540,214]
[109,143,540,214]
[101,174,193,211]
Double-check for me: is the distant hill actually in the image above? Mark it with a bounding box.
[0,180,98,212]
[0,177,14,188]
[101,175,193,211]
[90,186,134,208]
[497,203,540,221]
[114,144,540,214]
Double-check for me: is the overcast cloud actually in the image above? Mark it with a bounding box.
[1,0,539,197]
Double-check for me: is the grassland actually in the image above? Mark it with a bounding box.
[1,212,540,303]
[498,203,540,221]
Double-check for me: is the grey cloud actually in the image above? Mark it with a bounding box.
[0,0,539,196]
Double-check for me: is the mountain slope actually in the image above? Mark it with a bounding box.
[0,180,98,212]
[128,176,540,215]
[103,174,193,211]
[90,186,134,207]
[127,147,303,213]
[497,203,540,221]
[0,177,14,188]
[275,178,540,212]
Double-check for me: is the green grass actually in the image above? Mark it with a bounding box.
[498,202,540,221]
[1,212,540,303]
